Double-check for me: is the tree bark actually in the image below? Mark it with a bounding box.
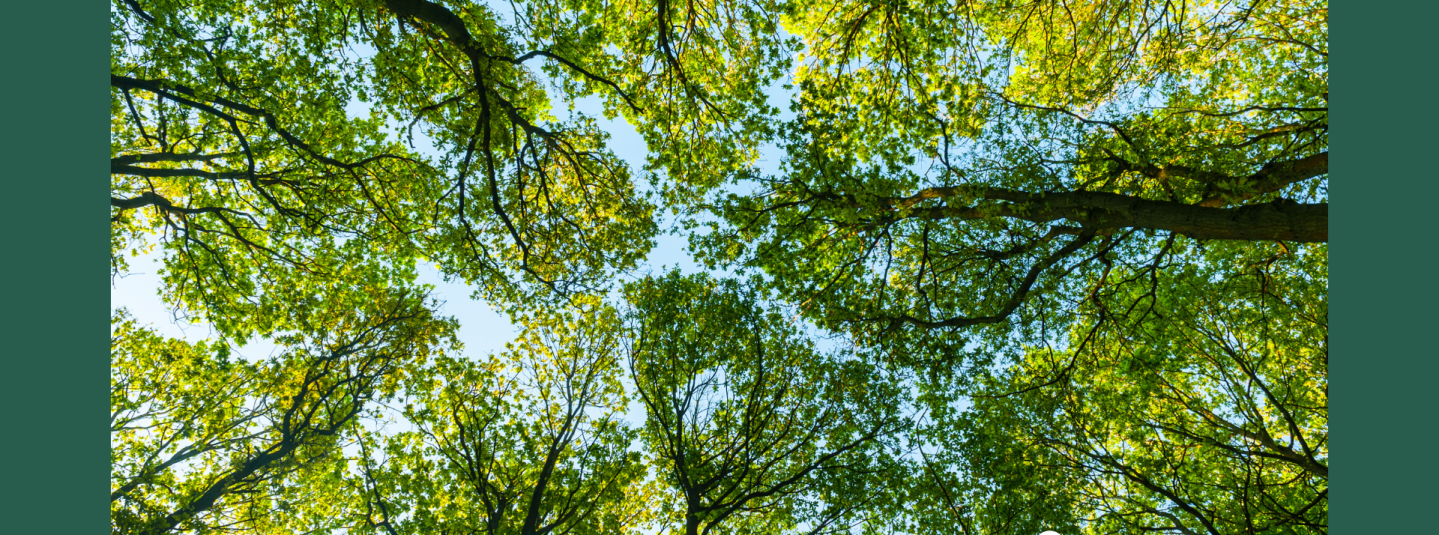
[901,192,1326,243]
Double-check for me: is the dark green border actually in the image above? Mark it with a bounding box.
[1334,3,1434,532]
[0,1,109,531]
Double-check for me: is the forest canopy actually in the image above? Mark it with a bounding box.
[110,0,1327,534]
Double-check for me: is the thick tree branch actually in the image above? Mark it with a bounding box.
[382,0,476,49]
[122,0,156,23]
[113,152,240,166]
[111,192,248,220]
[881,187,1326,242]
[1194,151,1327,207]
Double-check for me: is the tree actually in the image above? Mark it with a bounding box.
[622,272,907,535]
[686,0,1328,531]
[110,0,788,335]
[920,242,1327,534]
[111,288,455,535]
[696,0,1326,342]
[347,298,649,535]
